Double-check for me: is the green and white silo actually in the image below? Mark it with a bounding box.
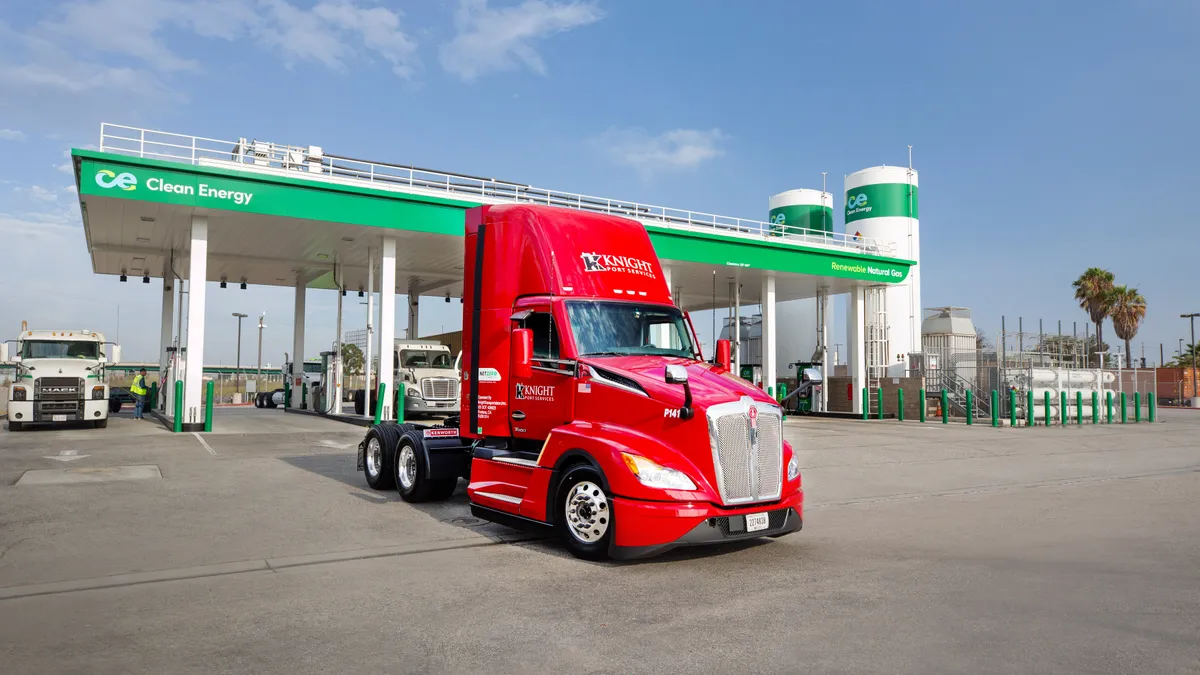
[768,188,833,236]
[844,165,920,363]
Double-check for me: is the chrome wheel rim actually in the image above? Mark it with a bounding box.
[366,437,382,478]
[565,480,609,543]
[398,444,417,490]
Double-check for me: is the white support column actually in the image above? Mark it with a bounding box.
[733,281,741,375]
[761,274,776,395]
[818,287,830,412]
[290,274,306,408]
[849,286,867,415]
[407,280,419,339]
[183,216,208,426]
[365,246,374,404]
[158,265,174,412]
[332,266,344,416]
[378,238,397,420]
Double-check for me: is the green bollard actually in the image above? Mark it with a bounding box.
[1060,392,1068,426]
[862,387,869,420]
[204,380,214,432]
[877,388,884,420]
[1044,391,1051,427]
[991,390,998,427]
[778,383,787,421]
[173,380,183,433]
[1120,392,1127,424]
[1106,391,1113,424]
[283,378,290,410]
[373,383,386,425]
[897,389,905,422]
[1149,392,1156,423]
[1076,391,1083,426]
[301,381,308,410]
[919,388,926,423]
[397,384,406,424]
[149,382,159,412]
[1134,392,1141,423]
[966,390,974,426]
[941,389,949,424]
[1092,392,1099,425]
[1010,389,1017,427]
[1027,390,1034,427]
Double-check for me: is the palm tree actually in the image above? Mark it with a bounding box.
[1108,285,1146,368]
[1072,268,1115,364]
[1169,342,1198,368]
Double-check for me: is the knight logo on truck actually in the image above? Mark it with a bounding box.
[580,252,657,279]
[515,384,555,401]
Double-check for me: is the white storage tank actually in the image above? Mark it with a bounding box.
[769,189,833,237]
[922,307,975,365]
[845,165,920,364]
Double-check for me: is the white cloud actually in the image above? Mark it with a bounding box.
[0,128,25,140]
[13,185,61,203]
[594,127,727,176]
[440,0,603,80]
[256,0,418,77]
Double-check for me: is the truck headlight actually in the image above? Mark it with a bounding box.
[12,386,26,401]
[92,386,105,400]
[787,456,801,481]
[406,387,422,398]
[621,452,696,491]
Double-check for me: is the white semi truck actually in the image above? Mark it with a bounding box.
[3,327,120,431]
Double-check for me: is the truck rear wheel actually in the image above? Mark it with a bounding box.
[394,437,457,503]
[556,464,613,561]
[362,426,397,490]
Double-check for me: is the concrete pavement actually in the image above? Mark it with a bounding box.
[1,407,1197,674]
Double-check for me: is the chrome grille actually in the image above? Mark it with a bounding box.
[421,377,458,400]
[707,397,783,505]
[36,377,83,401]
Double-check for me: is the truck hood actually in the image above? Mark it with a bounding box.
[582,355,776,411]
[22,359,101,378]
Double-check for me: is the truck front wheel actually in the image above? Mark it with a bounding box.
[8,421,23,432]
[362,426,396,490]
[94,419,108,429]
[556,464,614,561]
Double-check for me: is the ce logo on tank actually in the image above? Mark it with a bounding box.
[95,169,137,191]
[846,193,867,209]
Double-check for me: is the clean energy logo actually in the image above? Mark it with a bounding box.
[846,191,871,217]
[95,169,137,191]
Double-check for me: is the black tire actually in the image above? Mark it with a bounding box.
[108,398,122,414]
[94,418,108,429]
[8,421,23,432]
[555,464,614,561]
[431,478,459,501]
[265,394,278,409]
[362,424,398,490]
[353,389,366,416]
[253,393,262,408]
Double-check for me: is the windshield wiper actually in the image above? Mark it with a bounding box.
[582,351,628,357]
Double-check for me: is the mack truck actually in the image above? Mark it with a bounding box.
[3,327,119,431]
[357,204,803,560]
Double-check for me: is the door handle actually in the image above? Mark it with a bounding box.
[511,411,526,420]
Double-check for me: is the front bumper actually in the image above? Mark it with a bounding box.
[406,397,458,413]
[7,399,107,423]
[609,488,804,560]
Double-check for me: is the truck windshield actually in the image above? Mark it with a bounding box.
[399,350,453,369]
[21,341,100,359]
[303,362,323,374]
[567,301,696,359]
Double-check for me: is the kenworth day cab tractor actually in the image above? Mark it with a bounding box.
[3,327,119,431]
[358,205,803,560]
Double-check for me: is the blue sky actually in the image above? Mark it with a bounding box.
[0,0,1196,366]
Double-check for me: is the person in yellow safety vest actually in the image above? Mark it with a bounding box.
[131,368,149,420]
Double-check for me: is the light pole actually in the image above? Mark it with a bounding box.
[1183,313,1199,406]
[232,313,248,396]
[257,312,267,377]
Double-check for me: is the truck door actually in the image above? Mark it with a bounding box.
[510,308,573,441]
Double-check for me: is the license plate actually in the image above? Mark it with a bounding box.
[52,414,67,422]
[745,512,769,532]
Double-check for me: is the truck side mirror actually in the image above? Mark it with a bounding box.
[0,343,7,363]
[110,345,122,364]
[716,339,731,371]
[512,328,533,379]
[664,364,688,384]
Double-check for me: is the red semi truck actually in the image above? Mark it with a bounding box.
[358,204,803,559]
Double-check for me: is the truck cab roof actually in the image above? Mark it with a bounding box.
[19,330,105,342]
